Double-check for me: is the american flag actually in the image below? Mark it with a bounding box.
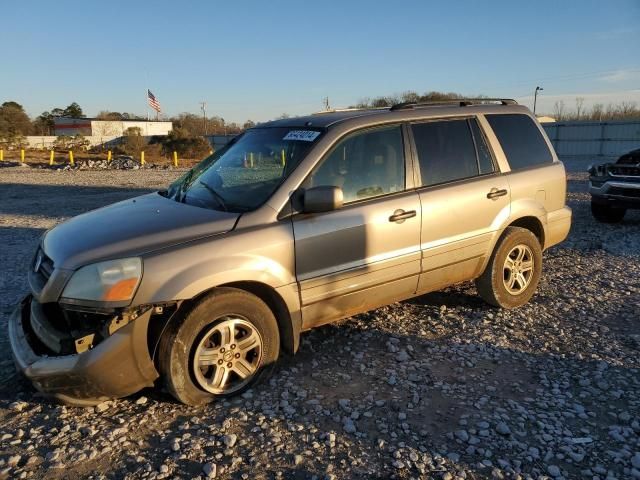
[147,89,161,112]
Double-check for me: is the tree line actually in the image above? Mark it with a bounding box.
[0,100,256,140]
[552,98,640,122]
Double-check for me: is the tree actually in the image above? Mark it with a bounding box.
[162,127,211,158]
[121,127,146,156]
[0,101,33,140]
[62,102,85,118]
[553,101,566,121]
[243,120,256,130]
[32,111,55,135]
[575,97,585,120]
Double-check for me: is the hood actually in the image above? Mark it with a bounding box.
[44,192,239,270]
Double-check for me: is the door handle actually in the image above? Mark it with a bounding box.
[486,188,508,200]
[389,209,416,223]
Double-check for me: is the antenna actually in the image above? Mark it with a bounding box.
[323,96,331,111]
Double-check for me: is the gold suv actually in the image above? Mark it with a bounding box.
[10,99,572,405]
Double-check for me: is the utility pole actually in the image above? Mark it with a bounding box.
[200,101,207,136]
[533,86,543,115]
[323,96,331,111]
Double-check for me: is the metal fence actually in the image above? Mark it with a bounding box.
[543,120,640,161]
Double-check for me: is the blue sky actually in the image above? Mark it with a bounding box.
[2,0,639,123]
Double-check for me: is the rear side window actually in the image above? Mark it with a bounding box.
[486,114,553,170]
[412,119,491,187]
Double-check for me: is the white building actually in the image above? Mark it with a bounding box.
[54,118,173,137]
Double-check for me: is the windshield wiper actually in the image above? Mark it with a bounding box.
[177,169,195,203]
[198,180,229,212]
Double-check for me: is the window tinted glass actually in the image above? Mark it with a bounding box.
[469,119,495,175]
[307,125,405,203]
[411,119,478,186]
[486,114,553,170]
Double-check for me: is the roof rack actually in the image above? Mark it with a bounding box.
[390,98,517,111]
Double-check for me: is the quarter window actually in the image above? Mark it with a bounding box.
[411,119,480,187]
[306,125,405,203]
[470,119,495,175]
[486,114,553,170]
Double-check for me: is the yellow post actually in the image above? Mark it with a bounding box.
[141,151,145,165]
[250,152,254,168]
[69,150,74,166]
[281,149,286,167]
[20,149,25,163]
[0,149,3,161]
[173,151,178,167]
[49,150,54,166]
[107,150,112,162]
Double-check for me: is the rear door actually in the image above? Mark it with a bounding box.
[292,124,422,328]
[409,117,511,293]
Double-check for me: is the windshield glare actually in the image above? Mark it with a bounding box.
[168,127,322,212]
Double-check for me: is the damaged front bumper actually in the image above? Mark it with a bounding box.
[8,295,159,406]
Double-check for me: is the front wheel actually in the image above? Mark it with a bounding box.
[158,288,280,405]
[475,227,543,309]
[591,201,626,223]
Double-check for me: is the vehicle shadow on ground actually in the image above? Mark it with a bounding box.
[0,183,157,217]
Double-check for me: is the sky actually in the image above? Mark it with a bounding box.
[1,0,639,124]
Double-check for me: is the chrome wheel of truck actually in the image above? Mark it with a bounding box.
[475,227,542,309]
[502,244,535,295]
[158,288,280,405]
[192,316,263,395]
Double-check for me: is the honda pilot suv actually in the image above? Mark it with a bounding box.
[9,99,572,405]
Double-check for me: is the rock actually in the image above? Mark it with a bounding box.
[455,430,469,442]
[547,465,561,477]
[94,402,109,413]
[135,396,148,405]
[9,402,28,413]
[203,462,217,478]
[7,455,21,467]
[632,453,640,470]
[495,422,511,436]
[294,454,303,465]
[343,420,356,434]
[223,434,237,448]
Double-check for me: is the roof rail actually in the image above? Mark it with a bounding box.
[390,98,517,111]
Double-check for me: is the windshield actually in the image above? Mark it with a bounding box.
[167,127,323,212]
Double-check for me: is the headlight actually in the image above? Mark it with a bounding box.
[62,258,142,303]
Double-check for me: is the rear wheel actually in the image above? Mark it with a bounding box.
[591,201,626,223]
[158,288,280,405]
[475,227,542,309]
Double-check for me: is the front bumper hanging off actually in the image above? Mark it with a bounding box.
[8,296,159,406]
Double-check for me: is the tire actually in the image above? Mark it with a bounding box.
[475,227,543,309]
[158,287,280,405]
[591,201,626,223]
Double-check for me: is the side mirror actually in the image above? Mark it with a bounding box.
[303,186,344,213]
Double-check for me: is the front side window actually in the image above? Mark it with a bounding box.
[485,114,553,170]
[305,125,405,203]
[167,127,322,211]
[411,119,481,187]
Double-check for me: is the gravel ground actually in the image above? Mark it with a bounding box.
[0,161,638,480]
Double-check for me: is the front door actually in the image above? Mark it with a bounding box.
[292,124,422,328]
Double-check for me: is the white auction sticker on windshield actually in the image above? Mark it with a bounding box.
[283,130,321,142]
